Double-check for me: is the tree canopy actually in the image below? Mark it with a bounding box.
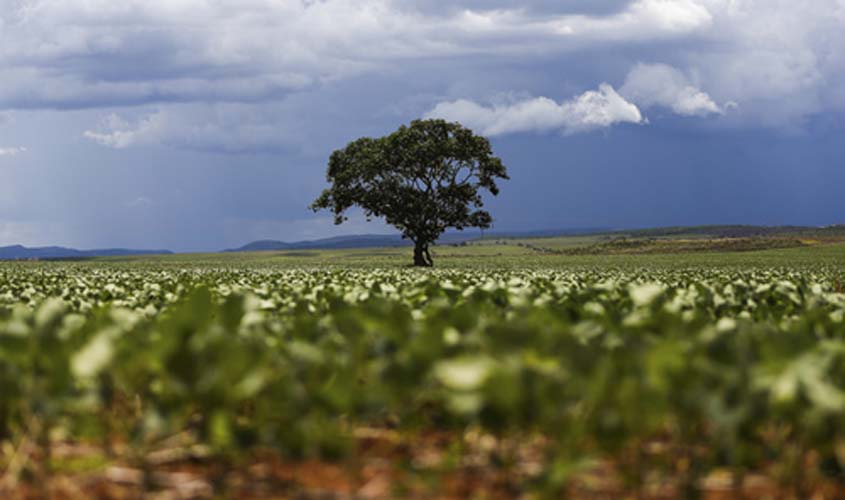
[311,119,509,266]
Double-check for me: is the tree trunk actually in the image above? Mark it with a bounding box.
[413,241,433,267]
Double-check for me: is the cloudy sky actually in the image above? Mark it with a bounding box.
[1,0,844,251]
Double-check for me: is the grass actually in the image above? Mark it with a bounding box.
[3,231,845,498]
[91,233,845,271]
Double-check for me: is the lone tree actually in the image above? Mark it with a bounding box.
[311,119,509,267]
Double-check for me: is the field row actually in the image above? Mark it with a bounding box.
[1,265,845,496]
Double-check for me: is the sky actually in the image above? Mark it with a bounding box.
[1,0,844,252]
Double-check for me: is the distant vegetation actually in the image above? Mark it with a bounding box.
[562,236,808,255]
[621,223,845,239]
[223,224,845,258]
[461,224,845,257]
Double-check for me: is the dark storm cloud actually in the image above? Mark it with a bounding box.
[0,0,715,114]
[2,0,841,145]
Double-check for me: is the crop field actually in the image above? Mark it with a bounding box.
[2,243,845,498]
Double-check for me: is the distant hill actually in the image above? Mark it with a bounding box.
[225,228,611,253]
[8,225,837,260]
[225,225,845,254]
[226,234,414,252]
[618,224,845,239]
[0,245,173,261]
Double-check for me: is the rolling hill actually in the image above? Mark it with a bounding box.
[0,245,173,261]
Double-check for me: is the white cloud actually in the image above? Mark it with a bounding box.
[84,114,145,149]
[425,84,644,136]
[0,0,842,150]
[544,0,712,39]
[0,146,27,156]
[0,0,717,112]
[680,0,845,127]
[84,103,303,154]
[621,63,723,116]
[628,0,712,32]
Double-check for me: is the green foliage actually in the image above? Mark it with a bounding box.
[1,261,845,493]
[311,119,509,266]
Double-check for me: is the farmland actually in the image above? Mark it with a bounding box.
[1,239,845,498]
